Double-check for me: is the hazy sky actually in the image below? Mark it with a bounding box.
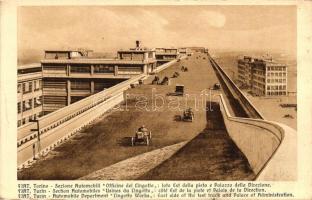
[18,5,296,63]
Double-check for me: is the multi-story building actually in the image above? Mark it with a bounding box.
[237,56,287,96]
[41,41,157,114]
[17,63,43,127]
[237,56,253,88]
[155,48,179,67]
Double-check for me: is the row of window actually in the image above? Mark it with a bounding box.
[17,112,44,127]
[253,70,265,76]
[18,80,42,94]
[267,78,287,83]
[71,66,91,73]
[267,66,286,71]
[267,72,286,77]
[17,96,42,113]
[253,77,265,83]
[252,83,265,90]
[94,65,114,73]
[71,81,91,90]
[267,91,287,96]
[267,85,287,90]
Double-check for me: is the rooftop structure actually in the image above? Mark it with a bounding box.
[41,41,157,114]
[155,47,179,67]
[178,48,192,56]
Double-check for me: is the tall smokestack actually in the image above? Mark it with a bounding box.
[136,40,141,49]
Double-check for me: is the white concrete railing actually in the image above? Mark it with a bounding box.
[218,94,296,180]
[17,74,146,146]
[154,55,187,73]
[17,58,182,147]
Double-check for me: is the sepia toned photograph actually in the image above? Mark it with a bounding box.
[16,5,297,181]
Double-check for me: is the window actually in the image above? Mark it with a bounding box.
[22,101,26,112]
[17,84,21,93]
[71,81,90,90]
[34,96,42,107]
[23,100,32,111]
[29,81,33,92]
[29,115,33,122]
[22,83,26,93]
[17,120,21,127]
[34,80,40,91]
[94,65,114,73]
[71,65,91,73]
[22,118,26,125]
[17,102,21,114]
[29,99,32,109]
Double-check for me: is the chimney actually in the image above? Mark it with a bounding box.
[136,40,141,49]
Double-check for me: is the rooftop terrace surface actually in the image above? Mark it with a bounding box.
[18,52,254,180]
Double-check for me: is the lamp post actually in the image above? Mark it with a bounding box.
[30,118,40,159]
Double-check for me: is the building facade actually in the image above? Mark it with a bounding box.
[237,56,253,88]
[155,48,179,67]
[237,56,287,96]
[178,48,192,56]
[17,63,43,127]
[42,41,157,114]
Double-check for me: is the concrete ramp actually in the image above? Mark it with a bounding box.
[139,102,255,180]
[79,141,187,180]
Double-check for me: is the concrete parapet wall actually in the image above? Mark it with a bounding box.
[208,54,263,119]
[219,94,296,180]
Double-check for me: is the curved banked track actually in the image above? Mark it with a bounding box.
[208,54,296,180]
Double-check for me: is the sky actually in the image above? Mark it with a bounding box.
[18,5,296,64]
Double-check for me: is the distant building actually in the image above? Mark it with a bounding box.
[238,56,253,87]
[17,63,43,127]
[178,48,192,56]
[187,47,206,53]
[238,56,287,96]
[41,41,157,114]
[155,48,179,67]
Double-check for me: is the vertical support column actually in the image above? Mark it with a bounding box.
[265,68,268,96]
[91,81,94,94]
[285,66,288,96]
[67,80,71,106]
[67,64,71,76]
[91,64,94,76]
[144,52,148,61]
[114,65,118,76]
[143,64,148,74]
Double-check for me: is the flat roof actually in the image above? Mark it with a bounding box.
[156,47,178,50]
[44,49,93,52]
[118,49,155,53]
[18,63,41,70]
[41,58,156,65]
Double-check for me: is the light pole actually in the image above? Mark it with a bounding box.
[30,118,40,159]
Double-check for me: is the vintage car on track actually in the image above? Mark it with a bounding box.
[181,108,194,122]
[131,126,152,146]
